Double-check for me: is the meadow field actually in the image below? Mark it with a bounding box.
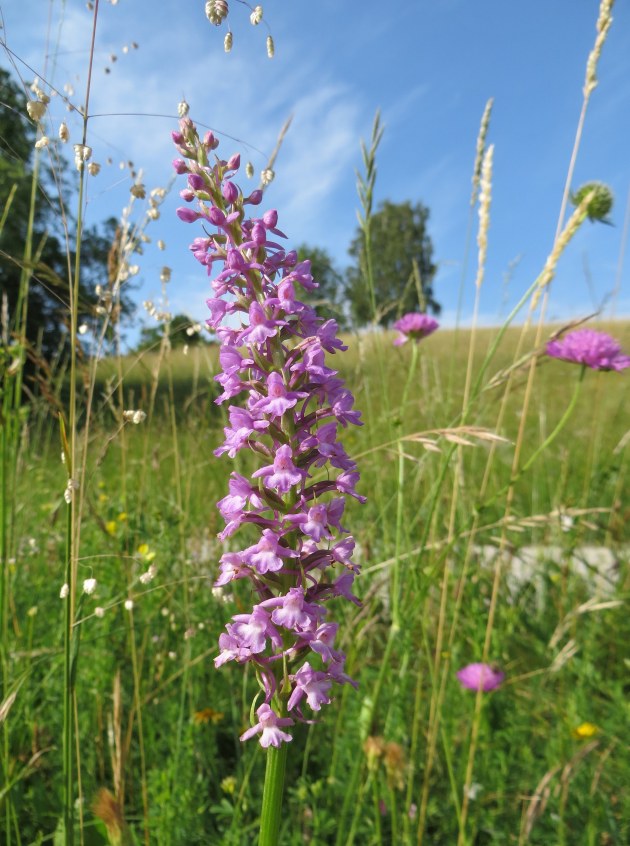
[3,320,630,845]
[2,1,630,844]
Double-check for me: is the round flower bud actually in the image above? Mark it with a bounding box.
[571,181,614,223]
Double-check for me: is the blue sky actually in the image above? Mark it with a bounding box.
[2,0,630,340]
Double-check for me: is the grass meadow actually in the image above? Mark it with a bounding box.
[2,1,630,844]
[4,320,630,845]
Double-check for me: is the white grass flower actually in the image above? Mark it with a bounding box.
[59,122,69,142]
[78,324,88,335]
[260,167,275,186]
[157,239,166,250]
[60,583,69,599]
[178,100,190,118]
[94,607,105,618]
[206,0,228,26]
[34,136,50,150]
[139,564,157,585]
[224,31,233,52]
[168,651,176,659]
[26,100,47,122]
[124,599,134,611]
[245,161,254,179]
[250,5,263,25]
[83,578,97,595]
[266,35,275,59]
[147,207,160,220]
[73,144,92,170]
[64,478,79,504]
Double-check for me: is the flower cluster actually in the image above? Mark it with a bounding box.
[392,312,439,346]
[546,329,630,372]
[173,118,364,747]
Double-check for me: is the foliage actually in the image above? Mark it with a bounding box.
[346,199,439,327]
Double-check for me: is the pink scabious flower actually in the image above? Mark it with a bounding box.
[173,118,364,746]
[456,662,504,692]
[392,312,439,346]
[546,329,630,372]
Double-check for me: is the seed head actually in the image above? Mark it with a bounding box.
[88,162,101,176]
[160,266,172,283]
[178,99,190,118]
[60,583,70,599]
[34,136,50,150]
[26,100,47,122]
[206,0,228,25]
[260,167,275,186]
[130,183,146,199]
[250,5,263,25]
[245,161,254,179]
[59,122,70,142]
[83,578,97,595]
[266,35,275,58]
[224,31,233,52]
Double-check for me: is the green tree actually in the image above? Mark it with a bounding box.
[295,243,348,328]
[346,199,439,327]
[0,67,131,369]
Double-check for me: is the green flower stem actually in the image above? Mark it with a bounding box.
[258,743,288,846]
[517,364,585,477]
[479,365,585,513]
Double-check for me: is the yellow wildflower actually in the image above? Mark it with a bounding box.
[105,521,117,536]
[117,512,127,522]
[193,707,224,725]
[573,721,599,739]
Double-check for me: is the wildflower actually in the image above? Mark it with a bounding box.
[456,662,504,692]
[193,707,224,725]
[124,599,134,611]
[95,607,105,618]
[573,721,599,739]
[221,775,237,794]
[60,583,69,599]
[174,119,364,746]
[393,312,439,346]
[546,329,630,372]
[83,578,97,595]
[240,704,294,748]
[105,521,117,535]
[78,323,88,335]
